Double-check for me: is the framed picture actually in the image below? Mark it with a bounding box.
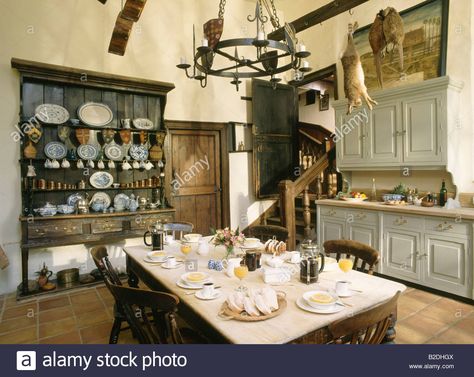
[353,0,449,90]
[319,93,330,111]
[228,122,253,152]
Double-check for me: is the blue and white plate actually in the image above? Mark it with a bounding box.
[89,172,114,189]
[66,193,85,207]
[90,192,111,208]
[113,193,130,209]
[129,144,149,161]
[77,144,99,160]
[104,143,123,161]
[44,142,67,159]
[35,104,70,125]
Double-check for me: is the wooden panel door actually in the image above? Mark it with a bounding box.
[424,234,471,297]
[168,129,222,235]
[347,223,378,249]
[252,79,297,198]
[382,228,422,282]
[367,103,402,164]
[403,94,442,164]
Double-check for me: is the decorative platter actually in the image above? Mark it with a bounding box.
[89,172,114,189]
[218,292,287,322]
[44,142,67,159]
[129,144,149,161]
[77,144,99,160]
[133,118,155,130]
[66,193,85,207]
[35,104,70,125]
[113,193,130,209]
[104,143,123,161]
[77,102,114,127]
[90,192,111,208]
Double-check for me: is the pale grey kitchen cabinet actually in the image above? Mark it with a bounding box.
[424,233,471,297]
[333,77,461,170]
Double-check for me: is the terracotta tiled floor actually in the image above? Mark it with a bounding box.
[0,285,472,344]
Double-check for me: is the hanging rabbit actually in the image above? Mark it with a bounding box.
[341,22,377,115]
[369,7,405,88]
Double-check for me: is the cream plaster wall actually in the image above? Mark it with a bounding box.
[0,0,472,294]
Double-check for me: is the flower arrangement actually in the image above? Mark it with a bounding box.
[210,227,245,258]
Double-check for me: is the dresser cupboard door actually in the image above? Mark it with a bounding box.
[403,94,443,164]
[367,103,402,164]
[320,218,345,245]
[347,223,378,250]
[382,228,422,282]
[423,235,471,297]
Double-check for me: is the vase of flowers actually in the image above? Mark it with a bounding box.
[210,227,245,259]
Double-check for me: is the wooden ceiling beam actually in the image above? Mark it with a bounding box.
[268,0,370,41]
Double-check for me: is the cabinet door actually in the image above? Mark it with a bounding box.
[320,217,345,245]
[424,235,471,297]
[335,110,366,166]
[347,223,378,249]
[403,94,443,164]
[382,228,422,282]
[367,103,402,164]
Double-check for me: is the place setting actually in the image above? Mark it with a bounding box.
[176,271,213,290]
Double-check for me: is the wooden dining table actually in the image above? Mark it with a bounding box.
[123,241,406,344]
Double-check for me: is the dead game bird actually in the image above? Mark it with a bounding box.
[341,22,377,115]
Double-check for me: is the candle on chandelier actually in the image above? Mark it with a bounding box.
[180,57,187,65]
[257,31,265,41]
[303,61,310,68]
[299,44,306,52]
[202,38,209,47]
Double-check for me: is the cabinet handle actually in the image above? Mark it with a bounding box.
[356,214,367,220]
[437,223,454,231]
[327,210,336,216]
[394,218,407,226]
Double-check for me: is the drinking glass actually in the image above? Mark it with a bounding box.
[180,243,192,260]
[234,265,249,292]
[338,258,353,274]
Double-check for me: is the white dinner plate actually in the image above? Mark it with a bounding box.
[195,290,222,300]
[296,297,344,314]
[143,256,166,265]
[77,102,113,127]
[176,278,211,290]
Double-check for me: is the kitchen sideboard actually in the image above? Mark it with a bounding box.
[316,200,474,299]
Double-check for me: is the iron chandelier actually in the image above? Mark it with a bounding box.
[177,0,312,91]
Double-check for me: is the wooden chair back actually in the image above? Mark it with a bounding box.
[328,291,400,344]
[90,246,122,286]
[108,283,183,344]
[248,225,289,243]
[323,240,380,275]
[164,221,194,240]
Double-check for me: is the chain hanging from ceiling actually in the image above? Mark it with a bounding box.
[177,0,312,91]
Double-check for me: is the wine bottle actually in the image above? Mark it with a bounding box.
[439,180,448,207]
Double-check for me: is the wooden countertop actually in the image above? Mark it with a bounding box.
[316,199,474,220]
[19,208,175,222]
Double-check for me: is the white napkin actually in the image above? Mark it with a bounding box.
[445,198,461,209]
[262,267,291,284]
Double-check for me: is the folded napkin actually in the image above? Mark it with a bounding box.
[445,198,461,209]
[262,267,291,284]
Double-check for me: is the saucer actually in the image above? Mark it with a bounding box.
[176,278,210,290]
[195,290,221,300]
[296,297,344,314]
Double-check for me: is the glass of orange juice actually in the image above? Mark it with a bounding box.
[338,258,353,274]
[180,243,192,260]
[234,264,249,292]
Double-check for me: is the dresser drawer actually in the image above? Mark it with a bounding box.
[28,221,82,239]
[91,219,123,234]
[319,206,346,219]
[130,214,174,230]
[425,218,470,236]
[384,213,424,230]
[345,210,378,225]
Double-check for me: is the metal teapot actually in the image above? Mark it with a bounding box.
[76,194,89,214]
